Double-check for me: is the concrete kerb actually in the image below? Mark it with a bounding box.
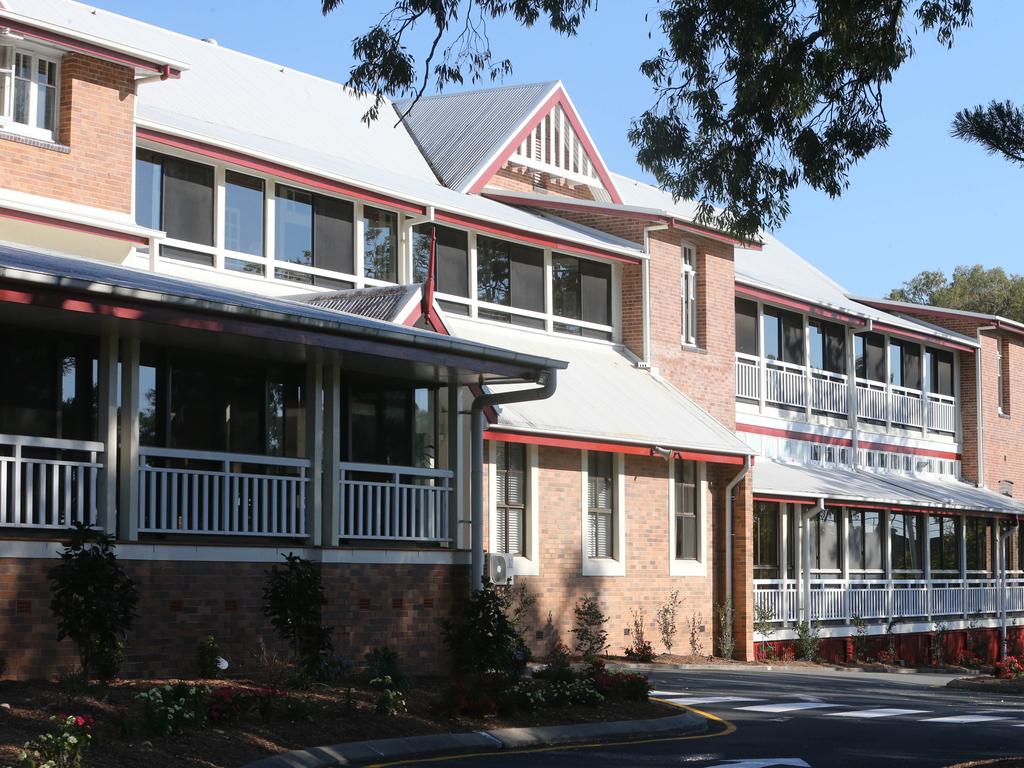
[241,710,708,768]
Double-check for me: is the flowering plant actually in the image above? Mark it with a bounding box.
[207,687,241,722]
[875,649,900,665]
[137,683,211,735]
[994,655,1024,680]
[19,714,93,768]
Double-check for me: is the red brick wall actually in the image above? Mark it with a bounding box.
[0,53,135,213]
[0,557,467,679]
[490,164,600,200]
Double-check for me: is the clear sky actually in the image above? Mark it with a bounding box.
[91,0,1024,297]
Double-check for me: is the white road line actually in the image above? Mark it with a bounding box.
[737,702,841,713]
[827,708,930,719]
[658,696,763,705]
[922,715,1012,724]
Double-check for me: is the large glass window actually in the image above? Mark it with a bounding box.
[495,442,526,556]
[926,348,954,396]
[674,460,699,560]
[890,340,922,390]
[412,224,469,298]
[810,508,840,571]
[855,332,886,382]
[0,47,58,137]
[274,184,354,286]
[224,171,265,258]
[764,306,804,365]
[929,515,960,573]
[477,236,545,328]
[363,206,398,283]
[135,150,216,260]
[891,512,923,575]
[681,244,697,346]
[809,319,846,374]
[848,509,884,572]
[965,517,992,573]
[587,452,615,559]
[552,253,612,338]
[735,298,759,356]
[754,502,781,579]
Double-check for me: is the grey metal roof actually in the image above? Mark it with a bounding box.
[0,242,566,378]
[446,317,752,456]
[754,459,1024,515]
[852,296,1024,336]
[395,82,558,193]
[300,284,420,323]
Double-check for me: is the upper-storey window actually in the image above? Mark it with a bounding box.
[925,348,954,397]
[552,253,611,339]
[808,319,845,374]
[412,224,469,301]
[476,235,545,328]
[363,206,398,283]
[275,184,354,286]
[136,150,216,265]
[763,306,804,364]
[888,339,921,390]
[225,171,264,259]
[855,332,886,382]
[681,243,697,346]
[0,46,58,141]
[735,298,759,356]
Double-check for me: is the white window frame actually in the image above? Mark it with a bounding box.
[581,450,625,576]
[997,338,1008,415]
[669,459,707,576]
[680,242,697,346]
[0,43,60,142]
[487,440,539,576]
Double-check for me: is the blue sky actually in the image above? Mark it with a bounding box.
[93,0,1024,296]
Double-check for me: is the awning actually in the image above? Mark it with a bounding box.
[446,317,753,463]
[753,459,1024,517]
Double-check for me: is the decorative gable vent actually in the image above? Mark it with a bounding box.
[509,102,608,199]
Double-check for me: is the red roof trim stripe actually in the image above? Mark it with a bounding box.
[483,428,746,464]
[0,207,149,245]
[467,87,624,204]
[2,19,180,75]
[137,128,426,215]
[736,284,867,326]
[871,321,976,353]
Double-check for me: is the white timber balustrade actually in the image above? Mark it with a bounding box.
[927,393,957,434]
[765,360,808,408]
[138,447,310,536]
[754,578,1024,624]
[855,379,889,422]
[339,462,453,543]
[810,370,848,416]
[0,434,102,529]
[735,353,760,400]
[890,385,924,428]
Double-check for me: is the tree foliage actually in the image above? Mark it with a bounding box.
[888,264,1024,322]
[262,553,333,672]
[952,100,1024,167]
[322,0,972,239]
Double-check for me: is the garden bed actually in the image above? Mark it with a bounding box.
[947,676,1024,695]
[0,675,672,768]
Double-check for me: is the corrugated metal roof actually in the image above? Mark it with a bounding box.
[395,82,558,193]
[754,459,1024,515]
[301,284,420,323]
[445,317,752,456]
[0,242,567,377]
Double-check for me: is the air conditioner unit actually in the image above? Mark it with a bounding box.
[486,552,514,586]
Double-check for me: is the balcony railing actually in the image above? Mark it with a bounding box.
[0,434,103,529]
[754,578,1024,624]
[339,462,452,543]
[138,447,310,537]
[737,355,956,434]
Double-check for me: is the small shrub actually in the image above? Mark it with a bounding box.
[653,590,681,653]
[753,604,776,661]
[19,714,93,768]
[588,662,650,702]
[543,677,603,706]
[795,621,822,661]
[366,647,406,690]
[262,553,333,674]
[207,687,241,723]
[994,655,1024,680]
[851,614,868,661]
[137,683,211,736]
[253,687,286,722]
[497,679,545,715]
[316,653,354,685]
[715,601,735,660]
[249,639,294,689]
[48,523,139,683]
[932,622,947,666]
[687,611,704,656]
[623,608,655,662]
[875,648,899,665]
[443,579,530,681]
[534,642,575,684]
[197,636,221,679]
[370,675,407,715]
[958,650,983,669]
[571,594,608,661]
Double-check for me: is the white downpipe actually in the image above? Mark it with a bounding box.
[725,456,751,615]
[641,224,669,367]
[801,498,825,623]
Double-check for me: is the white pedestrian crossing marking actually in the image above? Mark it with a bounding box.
[660,696,763,706]
[922,715,1012,724]
[737,702,840,713]
[827,708,929,719]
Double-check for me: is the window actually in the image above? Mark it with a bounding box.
[552,253,612,339]
[274,184,354,286]
[891,512,923,575]
[848,509,884,573]
[929,515,960,573]
[965,517,992,573]
[135,150,216,265]
[587,452,615,559]
[997,338,1009,415]
[763,306,804,364]
[855,332,886,382]
[476,236,545,328]
[413,224,469,298]
[810,508,840,571]
[754,502,781,579]
[674,460,699,560]
[889,340,922,390]
[363,206,398,283]
[926,348,954,396]
[347,382,438,467]
[808,319,845,374]
[735,298,759,356]
[224,171,265,258]
[0,47,58,139]
[495,442,526,556]
[681,244,697,345]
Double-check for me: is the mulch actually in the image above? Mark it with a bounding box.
[946,676,1024,694]
[0,677,673,768]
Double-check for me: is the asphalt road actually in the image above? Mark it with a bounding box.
[389,666,1024,768]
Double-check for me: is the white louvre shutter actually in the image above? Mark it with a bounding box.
[507,506,523,555]
[590,511,611,558]
[496,507,509,554]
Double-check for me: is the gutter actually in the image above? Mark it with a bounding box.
[724,455,751,625]
[976,325,997,489]
[469,369,559,593]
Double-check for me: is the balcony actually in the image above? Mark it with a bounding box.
[339,463,453,544]
[736,354,956,434]
[754,578,1024,625]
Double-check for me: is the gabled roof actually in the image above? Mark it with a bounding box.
[395,81,622,203]
[853,296,1024,338]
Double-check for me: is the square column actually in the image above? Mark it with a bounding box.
[117,337,140,541]
[97,331,118,535]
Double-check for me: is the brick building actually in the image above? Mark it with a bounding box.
[0,0,1020,678]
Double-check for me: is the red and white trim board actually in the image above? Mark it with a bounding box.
[483,429,747,465]
[465,83,623,204]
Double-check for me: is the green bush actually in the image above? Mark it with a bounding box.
[654,590,681,654]
[365,647,406,689]
[571,594,608,661]
[370,675,407,715]
[48,523,139,683]
[543,677,603,706]
[197,635,221,679]
[795,621,822,661]
[19,714,93,768]
[715,600,735,660]
[137,683,211,736]
[262,553,333,674]
[623,608,655,662]
[442,579,530,681]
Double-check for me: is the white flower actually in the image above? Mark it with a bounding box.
[216,656,229,671]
